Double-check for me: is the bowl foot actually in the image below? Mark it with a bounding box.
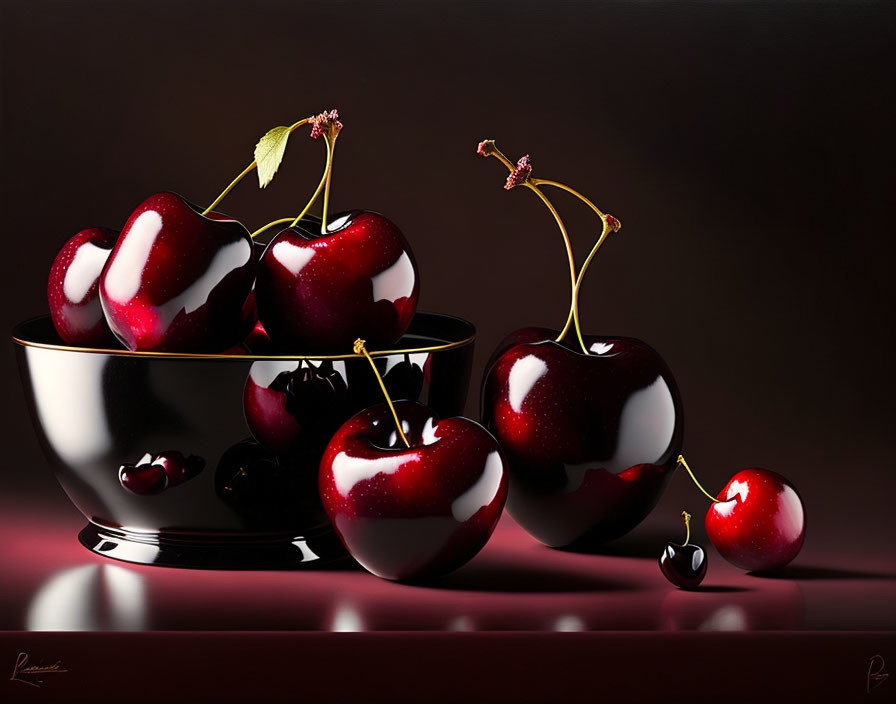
[78,523,351,570]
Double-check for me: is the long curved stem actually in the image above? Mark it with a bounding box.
[290,139,331,229]
[523,183,580,348]
[531,179,607,220]
[567,220,612,354]
[202,117,311,216]
[354,339,410,448]
[320,133,338,234]
[677,455,721,503]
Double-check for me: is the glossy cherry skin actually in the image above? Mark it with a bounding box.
[255,211,419,352]
[482,332,684,548]
[319,401,508,581]
[99,192,255,352]
[659,542,708,589]
[705,469,805,572]
[118,450,203,495]
[243,359,350,455]
[47,227,119,347]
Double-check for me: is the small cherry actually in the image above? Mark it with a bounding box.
[118,451,203,495]
[659,511,708,590]
[47,227,119,347]
[318,339,508,581]
[678,455,806,572]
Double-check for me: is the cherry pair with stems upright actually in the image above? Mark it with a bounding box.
[49,109,419,354]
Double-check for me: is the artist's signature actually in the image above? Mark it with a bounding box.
[10,652,68,688]
[867,654,889,694]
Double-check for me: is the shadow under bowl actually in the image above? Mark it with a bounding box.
[13,312,475,569]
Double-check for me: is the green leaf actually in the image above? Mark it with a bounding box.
[254,125,293,188]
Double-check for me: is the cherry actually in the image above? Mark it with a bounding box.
[478,142,682,547]
[243,359,350,455]
[483,335,682,546]
[255,210,419,352]
[318,340,508,581]
[678,456,806,572]
[250,112,419,352]
[118,451,203,495]
[99,192,255,352]
[706,468,806,572]
[47,227,119,347]
[659,511,708,589]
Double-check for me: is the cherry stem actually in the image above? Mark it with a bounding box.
[250,218,295,239]
[478,141,620,356]
[681,510,692,546]
[202,117,311,217]
[530,179,607,221]
[289,139,331,229]
[523,183,581,350]
[481,143,580,352]
[677,455,721,504]
[320,131,338,234]
[353,338,411,449]
[568,218,613,354]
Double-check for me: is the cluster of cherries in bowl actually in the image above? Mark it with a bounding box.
[44,112,805,585]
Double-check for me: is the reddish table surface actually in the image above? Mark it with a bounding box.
[1,501,893,703]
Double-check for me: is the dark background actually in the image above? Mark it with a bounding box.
[1,0,894,559]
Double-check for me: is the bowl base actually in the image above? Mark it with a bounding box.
[78,523,351,570]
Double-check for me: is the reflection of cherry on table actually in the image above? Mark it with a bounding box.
[0,502,893,703]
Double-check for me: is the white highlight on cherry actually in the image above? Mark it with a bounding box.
[63,242,110,304]
[609,376,676,471]
[451,451,503,522]
[507,355,548,413]
[331,450,419,495]
[371,252,415,303]
[171,239,252,316]
[272,240,315,275]
[589,342,614,355]
[248,360,301,387]
[103,210,162,303]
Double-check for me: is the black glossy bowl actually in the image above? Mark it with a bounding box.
[13,313,475,569]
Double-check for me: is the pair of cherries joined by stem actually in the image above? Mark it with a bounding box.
[659,456,805,587]
[477,141,805,576]
[48,110,419,353]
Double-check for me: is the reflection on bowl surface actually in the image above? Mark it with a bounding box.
[13,313,475,568]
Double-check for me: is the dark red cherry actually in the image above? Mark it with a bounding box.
[659,543,708,590]
[47,227,119,347]
[255,211,419,352]
[119,453,168,495]
[118,451,203,495]
[98,192,255,352]
[243,359,350,456]
[319,401,508,581]
[481,332,684,547]
[215,440,328,529]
